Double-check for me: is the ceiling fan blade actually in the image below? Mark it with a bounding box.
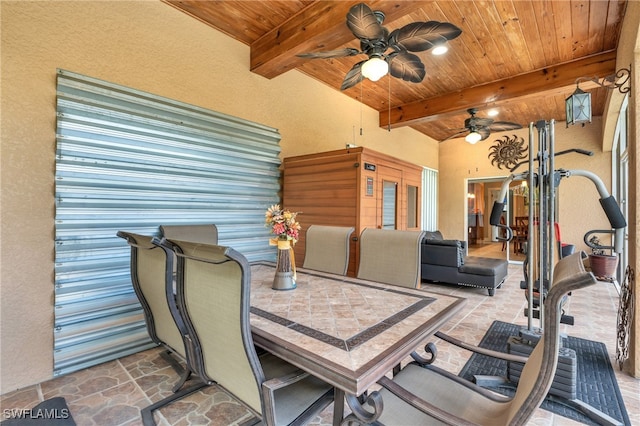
[466,116,494,128]
[297,48,361,59]
[478,128,491,141]
[388,21,462,52]
[346,3,385,41]
[340,60,366,90]
[389,51,425,83]
[442,130,469,141]
[489,121,523,132]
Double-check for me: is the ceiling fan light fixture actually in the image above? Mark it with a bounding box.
[361,57,389,82]
[465,131,482,144]
[431,44,448,55]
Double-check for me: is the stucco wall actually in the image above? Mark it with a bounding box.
[438,119,613,255]
[0,0,438,393]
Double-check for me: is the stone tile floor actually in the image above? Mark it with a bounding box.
[2,261,638,425]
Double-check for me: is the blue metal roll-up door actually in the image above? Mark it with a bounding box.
[55,69,281,376]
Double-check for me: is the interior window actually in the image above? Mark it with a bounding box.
[382,181,397,229]
[407,185,418,228]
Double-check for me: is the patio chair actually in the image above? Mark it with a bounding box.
[159,224,218,280]
[357,228,425,288]
[144,238,334,426]
[116,231,199,394]
[159,224,218,244]
[347,251,597,426]
[303,225,354,275]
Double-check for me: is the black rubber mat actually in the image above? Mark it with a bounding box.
[458,320,630,426]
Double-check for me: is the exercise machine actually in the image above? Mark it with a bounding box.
[491,120,626,329]
[484,120,627,426]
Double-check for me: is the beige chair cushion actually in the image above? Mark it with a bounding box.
[303,225,354,275]
[178,243,262,413]
[173,241,333,424]
[118,232,185,358]
[377,364,511,425]
[369,252,597,426]
[160,224,218,244]
[357,228,425,288]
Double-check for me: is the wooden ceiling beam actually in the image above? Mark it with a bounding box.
[380,50,617,129]
[250,1,422,79]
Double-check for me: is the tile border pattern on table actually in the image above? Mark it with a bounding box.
[250,269,436,352]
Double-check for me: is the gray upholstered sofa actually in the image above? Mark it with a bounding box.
[421,231,508,296]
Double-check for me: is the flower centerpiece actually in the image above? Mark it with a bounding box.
[265,204,301,243]
[265,204,301,290]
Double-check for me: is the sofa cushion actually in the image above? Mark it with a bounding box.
[459,256,508,277]
[425,238,460,247]
[423,230,443,241]
[421,244,463,268]
[423,239,464,266]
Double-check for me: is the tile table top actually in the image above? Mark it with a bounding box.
[249,263,466,395]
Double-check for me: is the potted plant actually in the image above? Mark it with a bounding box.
[587,235,618,279]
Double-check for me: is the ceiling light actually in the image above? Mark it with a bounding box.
[431,44,448,55]
[361,57,389,82]
[465,131,482,144]
[487,109,499,117]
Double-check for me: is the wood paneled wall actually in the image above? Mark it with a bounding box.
[283,147,423,276]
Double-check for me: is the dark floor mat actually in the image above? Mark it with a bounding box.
[459,320,630,426]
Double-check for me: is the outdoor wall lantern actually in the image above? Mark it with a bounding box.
[565,65,631,128]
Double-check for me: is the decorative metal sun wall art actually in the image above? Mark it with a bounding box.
[488,135,527,170]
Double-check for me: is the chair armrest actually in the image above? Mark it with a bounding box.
[434,331,528,364]
[377,376,476,426]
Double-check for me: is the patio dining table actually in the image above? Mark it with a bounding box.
[249,262,466,425]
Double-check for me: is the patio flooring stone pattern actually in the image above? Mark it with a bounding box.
[1,256,638,426]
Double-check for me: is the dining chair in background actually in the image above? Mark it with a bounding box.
[146,238,335,426]
[357,228,426,288]
[159,224,218,244]
[349,251,597,426]
[159,224,218,279]
[513,216,529,254]
[303,225,354,275]
[116,231,200,394]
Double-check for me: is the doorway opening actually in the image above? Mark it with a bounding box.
[466,177,528,263]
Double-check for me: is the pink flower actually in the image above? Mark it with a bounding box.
[265,205,301,244]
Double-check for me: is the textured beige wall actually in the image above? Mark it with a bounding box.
[438,119,613,254]
[0,1,437,393]
[613,0,639,377]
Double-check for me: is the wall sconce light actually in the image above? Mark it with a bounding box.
[565,65,631,128]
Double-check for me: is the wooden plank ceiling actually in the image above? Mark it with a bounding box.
[164,0,627,142]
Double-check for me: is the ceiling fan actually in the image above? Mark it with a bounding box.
[297,3,462,90]
[444,108,523,144]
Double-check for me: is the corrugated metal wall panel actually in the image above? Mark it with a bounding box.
[422,167,438,231]
[54,69,281,376]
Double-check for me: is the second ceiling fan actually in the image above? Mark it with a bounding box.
[444,108,523,144]
[298,3,462,90]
